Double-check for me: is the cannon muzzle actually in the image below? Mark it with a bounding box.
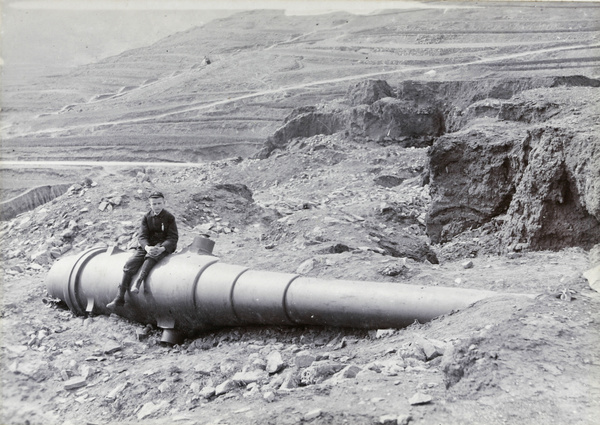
[47,237,531,344]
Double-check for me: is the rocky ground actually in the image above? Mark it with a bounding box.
[2,3,600,425]
[1,131,600,425]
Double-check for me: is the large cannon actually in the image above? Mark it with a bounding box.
[47,236,531,344]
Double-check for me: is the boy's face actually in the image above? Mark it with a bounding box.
[149,197,165,215]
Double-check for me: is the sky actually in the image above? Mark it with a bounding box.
[0,1,233,80]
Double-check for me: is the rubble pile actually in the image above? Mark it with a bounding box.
[0,134,437,284]
[6,303,454,423]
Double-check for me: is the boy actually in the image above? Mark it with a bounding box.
[107,191,178,309]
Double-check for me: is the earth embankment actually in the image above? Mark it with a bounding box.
[0,184,73,221]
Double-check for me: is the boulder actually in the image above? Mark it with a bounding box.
[347,79,394,106]
[300,361,345,385]
[349,97,443,146]
[295,351,316,368]
[266,351,286,374]
[254,109,347,158]
[372,229,438,264]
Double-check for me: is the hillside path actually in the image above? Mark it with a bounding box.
[11,41,600,139]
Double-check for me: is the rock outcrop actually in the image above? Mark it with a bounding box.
[254,109,347,159]
[348,98,444,146]
[396,75,600,132]
[426,87,600,251]
[255,75,600,253]
[499,126,600,251]
[254,79,446,159]
[426,122,526,244]
[346,79,394,106]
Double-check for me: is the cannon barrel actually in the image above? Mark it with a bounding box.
[47,237,530,344]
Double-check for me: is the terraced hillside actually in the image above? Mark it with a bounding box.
[2,4,599,162]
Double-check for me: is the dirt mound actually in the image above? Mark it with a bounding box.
[182,183,279,231]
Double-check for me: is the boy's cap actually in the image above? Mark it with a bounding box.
[149,191,165,199]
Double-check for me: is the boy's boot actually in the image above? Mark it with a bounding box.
[107,285,127,309]
[130,259,155,294]
[130,279,143,294]
[107,273,132,309]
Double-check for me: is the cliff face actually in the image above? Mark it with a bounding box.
[253,76,600,253]
[423,79,599,252]
[427,119,600,251]
[498,126,600,251]
[424,80,599,252]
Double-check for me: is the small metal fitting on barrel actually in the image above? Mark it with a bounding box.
[189,234,215,255]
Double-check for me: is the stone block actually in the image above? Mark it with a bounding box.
[103,342,122,354]
[295,351,316,368]
[64,376,87,390]
[304,409,323,421]
[266,351,285,374]
[408,392,432,405]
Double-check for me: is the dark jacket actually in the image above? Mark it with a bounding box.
[138,209,178,254]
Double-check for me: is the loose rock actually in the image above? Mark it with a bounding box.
[64,376,87,390]
[266,351,285,374]
[408,392,432,405]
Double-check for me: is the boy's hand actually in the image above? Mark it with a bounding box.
[145,245,165,256]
